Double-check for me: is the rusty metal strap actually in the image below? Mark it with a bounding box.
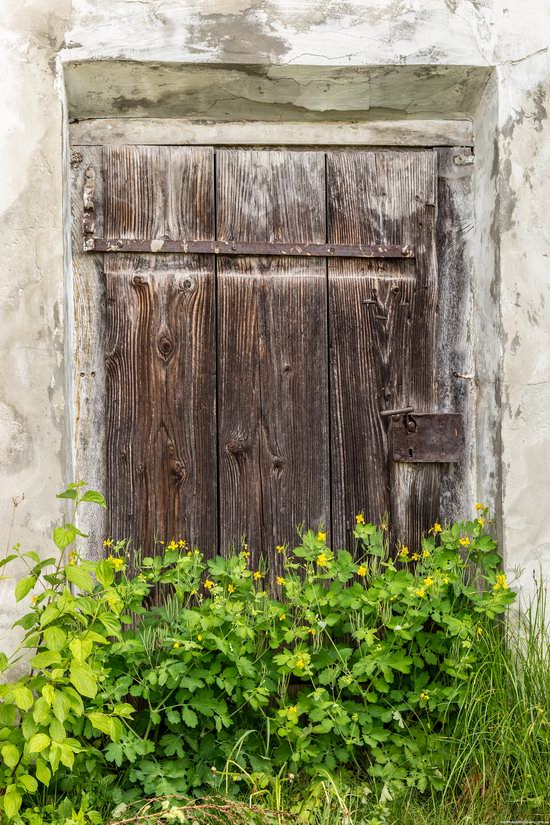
[84,238,415,259]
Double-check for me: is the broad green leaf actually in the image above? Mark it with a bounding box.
[31,650,62,669]
[21,714,38,740]
[13,686,33,711]
[57,488,78,500]
[4,785,22,818]
[181,706,198,728]
[95,560,114,588]
[17,774,38,793]
[69,638,93,662]
[14,576,37,602]
[35,758,51,786]
[0,554,17,570]
[65,564,94,592]
[80,490,107,508]
[69,661,97,698]
[32,697,52,725]
[88,712,115,738]
[49,718,66,743]
[43,626,67,652]
[0,703,17,726]
[53,525,77,551]
[1,744,20,768]
[28,733,50,753]
[52,691,71,723]
[40,604,60,628]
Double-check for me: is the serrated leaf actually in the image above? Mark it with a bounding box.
[28,733,50,754]
[65,565,94,592]
[43,626,67,652]
[80,490,107,508]
[69,662,97,698]
[181,706,198,728]
[14,576,37,602]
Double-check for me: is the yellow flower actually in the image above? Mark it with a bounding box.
[316,553,329,568]
[477,517,485,527]
[289,705,297,713]
[296,657,306,669]
[187,550,192,557]
[493,572,508,591]
[422,549,431,559]
[173,641,180,649]
[423,576,434,587]
[227,584,235,593]
[459,537,470,547]
[103,538,114,548]
[411,553,420,561]
[415,588,426,598]
[279,613,286,621]
[137,573,147,582]
[276,544,285,553]
[307,628,316,635]
[476,625,484,637]
[475,502,485,511]
[197,634,203,641]
[433,522,442,533]
[253,571,263,581]
[317,531,327,543]
[178,539,187,549]
[419,691,430,701]
[31,595,38,605]
[357,565,367,577]
[204,579,214,590]
[399,545,409,558]
[241,550,250,559]
[107,555,125,571]
[167,540,178,551]
[355,514,365,524]
[194,549,200,556]
[276,576,285,586]
[442,575,450,585]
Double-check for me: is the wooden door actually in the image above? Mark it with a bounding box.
[80,144,464,567]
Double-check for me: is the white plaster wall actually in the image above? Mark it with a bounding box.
[0,0,549,641]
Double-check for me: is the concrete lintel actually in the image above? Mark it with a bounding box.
[64,60,492,123]
[70,118,473,147]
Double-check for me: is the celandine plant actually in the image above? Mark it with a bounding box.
[0,486,515,822]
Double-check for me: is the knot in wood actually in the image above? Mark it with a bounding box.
[132,274,147,286]
[158,334,175,360]
[180,277,195,292]
[225,435,247,456]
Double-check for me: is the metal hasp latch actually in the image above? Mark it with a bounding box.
[383,408,464,463]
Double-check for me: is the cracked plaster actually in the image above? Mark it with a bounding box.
[0,0,549,645]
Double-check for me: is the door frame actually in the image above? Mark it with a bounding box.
[69,123,476,558]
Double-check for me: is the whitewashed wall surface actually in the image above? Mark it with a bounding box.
[0,0,549,648]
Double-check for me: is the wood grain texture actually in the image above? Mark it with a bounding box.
[103,146,217,556]
[435,147,475,520]
[327,150,438,552]
[70,146,107,558]
[216,149,330,576]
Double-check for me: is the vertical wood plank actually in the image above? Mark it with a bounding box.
[327,149,438,552]
[71,146,107,557]
[216,149,330,577]
[104,146,217,556]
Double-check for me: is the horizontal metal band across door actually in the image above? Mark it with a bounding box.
[84,238,415,258]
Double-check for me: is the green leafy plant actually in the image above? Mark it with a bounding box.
[0,488,517,823]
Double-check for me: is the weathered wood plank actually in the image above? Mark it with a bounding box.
[70,119,474,148]
[216,149,330,576]
[70,146,107,557]
[435,147,475,520]
[103,146,217,556]
[327,149,438,552]
[86,239,414,258]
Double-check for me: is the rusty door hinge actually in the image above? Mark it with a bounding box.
[388,411,464,463]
